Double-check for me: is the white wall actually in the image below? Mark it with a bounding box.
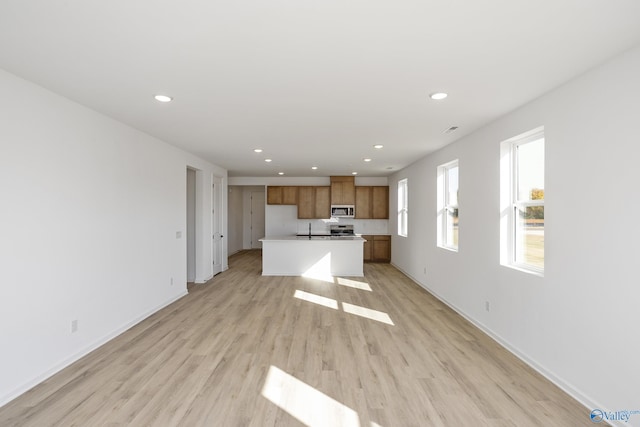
[389,46,640,424]
[0,69,227,406]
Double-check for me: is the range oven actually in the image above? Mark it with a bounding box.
[331,205,355,218]
[330,224,355,238]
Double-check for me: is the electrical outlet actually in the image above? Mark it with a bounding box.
[485,301,490,312]
[423,267,427,275]
[71,319,78,333]
[170,277,174,286]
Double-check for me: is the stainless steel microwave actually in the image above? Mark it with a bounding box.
[331,205,355,218]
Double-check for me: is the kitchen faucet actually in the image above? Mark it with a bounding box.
[308,222,311,238]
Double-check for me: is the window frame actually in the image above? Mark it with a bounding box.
[500,127,545,275]
[437,159,459,251]
[397,178,408,237]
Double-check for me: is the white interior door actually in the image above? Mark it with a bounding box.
[251,191,265,249]
[186,168,196,282]
[212,177,223,276]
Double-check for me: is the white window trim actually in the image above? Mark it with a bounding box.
[500,127,544,276]
[397,178,408,237]
[437,159,459,251]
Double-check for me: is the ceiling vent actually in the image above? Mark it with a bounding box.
[444,126,459,134]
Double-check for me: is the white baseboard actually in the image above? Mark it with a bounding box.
[195,273,214,284]
[0,290,188,408]
[389,262,620,426]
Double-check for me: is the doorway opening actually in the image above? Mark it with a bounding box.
[227,186,265,255]
[250,191,265,248]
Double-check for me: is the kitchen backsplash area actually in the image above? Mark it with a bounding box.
[266,205,389,236]
[296,218,389,236]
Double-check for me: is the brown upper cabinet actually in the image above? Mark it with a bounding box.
[355,186,389,219]
[267,186,298,205]
[297,187,313,218]
[330,176,355,205]
[355,187,372,218]
[372,186,389,219]
[315,186,331,219]
[297,186,330,219]
[268,181,387,219]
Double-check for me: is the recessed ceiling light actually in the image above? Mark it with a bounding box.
[386,166,394,170]
[278,172,284,175]
[254,148,263,153]
[430,92,448,100]
[265,159,272,163]
[352,172,358,175]
[373,144,383,149]
[363,158,372,162]
[154,94,173,103]
[311,166,318,170]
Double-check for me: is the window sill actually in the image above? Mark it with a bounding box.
[501,263,544,277]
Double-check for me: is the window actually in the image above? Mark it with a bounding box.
[437,160,459,251]
[500,128,544,274]
[397,178,408,237]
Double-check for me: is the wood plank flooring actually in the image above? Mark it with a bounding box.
[0,250,592,426]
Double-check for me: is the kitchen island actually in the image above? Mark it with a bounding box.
[259,235,365,277]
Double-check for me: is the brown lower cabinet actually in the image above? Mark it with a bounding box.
[362,235,391,262]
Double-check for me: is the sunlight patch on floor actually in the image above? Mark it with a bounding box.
[261,365,360,427]
[294,290,338,310]
[336,277,372,291]
[293,290,394,326]
[342,302,394,325]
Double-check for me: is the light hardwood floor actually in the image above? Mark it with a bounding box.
[0,250,593,426]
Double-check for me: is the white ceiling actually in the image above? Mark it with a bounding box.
[2,1,640,177]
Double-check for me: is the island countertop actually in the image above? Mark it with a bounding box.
[259,235,366,242]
